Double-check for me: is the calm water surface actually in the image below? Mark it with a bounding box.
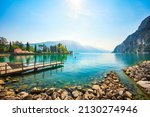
[0,53,150,99]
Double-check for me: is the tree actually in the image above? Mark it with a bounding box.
[34,44,37,52]
[9,42,13,52]
[26,42,30,51]
[57,43,68,53]
[0,37,8,45]
[43,44,47,52]
[39,44,44,52]
[0,37,8,53]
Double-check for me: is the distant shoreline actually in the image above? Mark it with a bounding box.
[0,54,10,57]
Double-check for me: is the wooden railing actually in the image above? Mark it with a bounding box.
[0,59,64,76]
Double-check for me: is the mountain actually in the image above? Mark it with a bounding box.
[113,16,150,53]
[32,40,109,53]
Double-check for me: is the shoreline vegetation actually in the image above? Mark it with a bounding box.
[123,61,150,97]
[0,71,133,100]
[0,37,73,57]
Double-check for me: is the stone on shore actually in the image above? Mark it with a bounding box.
[0,80,5,85]
[137,81,150,95]
[72,90,82,98]
[0,71,133,100]
[30,87,42,94]
[124,61,150,97]
[61,90,68,100]
[46,88,56,96]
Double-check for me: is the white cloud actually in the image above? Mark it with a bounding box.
[65,0,91,18]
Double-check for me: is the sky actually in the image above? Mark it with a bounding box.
[0,0,150,51]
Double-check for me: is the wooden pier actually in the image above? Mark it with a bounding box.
[0,61,64,76]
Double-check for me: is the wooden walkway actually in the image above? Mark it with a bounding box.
[0,61,64,76]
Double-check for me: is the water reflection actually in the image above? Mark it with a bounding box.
[0,54,69,64]
[114,53,150,66]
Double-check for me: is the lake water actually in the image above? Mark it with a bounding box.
[0,53,150,99]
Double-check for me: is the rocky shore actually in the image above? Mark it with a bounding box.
[123,61,150,96]
[0,71,133,100]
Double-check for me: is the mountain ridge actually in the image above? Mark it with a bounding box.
[113,16,150,53]
[31,40,110,53]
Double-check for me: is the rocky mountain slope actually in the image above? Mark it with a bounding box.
[113,16,150,53]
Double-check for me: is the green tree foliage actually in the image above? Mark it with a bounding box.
[34,44,37,52]
[9,42,13,52]
[0,36,70,54]
[57,43,68,53]
[50,43,68,53]
[0,37,8,53]
[26,42,30,51]
[39,44,44,52]
[12,41,25,50]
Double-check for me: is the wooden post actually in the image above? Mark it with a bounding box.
[34,61,36,69]
[0,66,1,75]
[5,64,7,75]
[43,60,44,67]
[22,62,23,72]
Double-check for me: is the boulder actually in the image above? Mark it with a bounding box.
[40,93,49,100]
[0,85,4,90]
[23,95,33,100]
[18,92,29,99]
[92,85,100,90]
[64,96,73,100]
[72,90,82,98]
[61,91,68,100]
[4,96,20,100]
[118,91,124,96]
[125,91,132,99]
[83,91,95,100]
[55,97,61,100]
[6,91,15,96]
[76,96,83,100]
[46,88,56,95]
[31,87,42,94]
[87,89,94,93]
[0,80,5,85]
[52,92,60,99]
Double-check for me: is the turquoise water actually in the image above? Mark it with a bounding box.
[0,53,150,98]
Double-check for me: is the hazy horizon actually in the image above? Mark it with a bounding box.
[0,0,150,51]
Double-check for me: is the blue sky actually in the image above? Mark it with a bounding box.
[0,0,150,50]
